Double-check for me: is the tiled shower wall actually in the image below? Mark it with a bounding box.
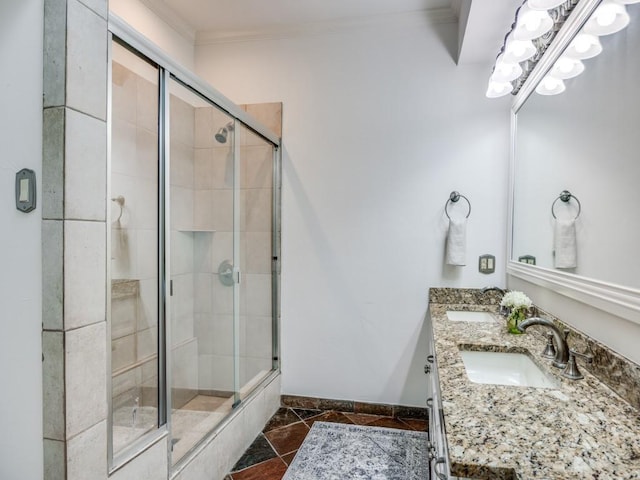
[42,1,283,476]
[110,60,160,426]
[192,106,278,393]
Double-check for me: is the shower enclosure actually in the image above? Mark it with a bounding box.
[107,30,281,471]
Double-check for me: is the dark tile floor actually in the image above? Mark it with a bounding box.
[224,407,428,480]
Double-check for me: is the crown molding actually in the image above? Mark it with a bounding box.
[138,0,196,44]
[195,7,458,46]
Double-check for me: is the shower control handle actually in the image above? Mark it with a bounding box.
[218,260,235,286]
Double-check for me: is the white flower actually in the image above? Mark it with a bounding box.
[500,290,532,309]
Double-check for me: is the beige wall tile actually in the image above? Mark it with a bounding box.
[111,118,136,176]
[136,76,158,133]
[194,233,213,274]
[194,107,214,148]
[170,95,195,147]
[136,228,158,280]
[43,107,65,219]
[66,420,107,480]
[244,316,272,359]
[44,438,66,480]
[64,108,106,221]
[43,220,64,330]
[171,230,195,275]
[245,231,271,274]
[211,189,234,232]
[242,145,273,189]
[194,148,214,189]
[197,354,234,393]
[136,326,157,361]
[110,437,168,480]
[193,189,214,231]
[111,62,136,124]
[194,273,213,314]
[172,338,198,391]
[66,0,107,120]
[137,278,158,331]
[111,295,137,340]
[244,103,282,137]
[63,220,106,329]
[210,232,233,273]
[243,274,272,317]
[171,185,194,231]
[136,127,159,181]
[111,333,135,372]
[171,140,195,188]
[244,189,272,232]
[43,0,67,108]
[65,322,107,438]
[43,331,65,440]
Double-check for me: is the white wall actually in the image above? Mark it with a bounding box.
[109,0,195,70]
[196,19,511,405]
[0,1,44,478]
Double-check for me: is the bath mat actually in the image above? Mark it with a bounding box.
[282,421,429,480]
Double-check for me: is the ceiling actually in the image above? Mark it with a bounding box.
[142,0,458,32]
[138,0,519,65]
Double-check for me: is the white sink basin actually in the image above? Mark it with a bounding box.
[459,350,558,388]
[446,311,496,323]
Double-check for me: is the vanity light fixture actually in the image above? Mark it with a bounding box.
[486,0,636,98]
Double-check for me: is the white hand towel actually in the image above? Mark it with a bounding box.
[446,218,467,266]
[554,219,577,268]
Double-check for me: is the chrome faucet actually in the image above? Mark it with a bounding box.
[481,286,507,296]
[518,317,569,368]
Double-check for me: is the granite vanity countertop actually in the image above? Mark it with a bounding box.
[430,303,640,480]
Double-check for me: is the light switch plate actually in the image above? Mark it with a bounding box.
[479,254,495,274]
[15,168,36,213]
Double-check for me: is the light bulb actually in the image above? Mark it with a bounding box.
[584,1,629,36]
[550,56,585,79]
[536,75,566,95]
[597,7,617,26]
[514,5,553,40]
[486,80,513,98]
[503,35,536,63]
[491,54,523,82]
[565,32,602,59]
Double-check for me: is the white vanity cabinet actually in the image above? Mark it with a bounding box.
[425,307,452,480]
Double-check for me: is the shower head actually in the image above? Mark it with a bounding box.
[214,121,234,144]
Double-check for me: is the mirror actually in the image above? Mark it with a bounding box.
[512,3,640,291]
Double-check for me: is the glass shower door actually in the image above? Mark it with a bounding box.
[238,125,276,399]
[167,78,238,464]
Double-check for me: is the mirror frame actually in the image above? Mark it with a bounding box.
[507,0,640,325]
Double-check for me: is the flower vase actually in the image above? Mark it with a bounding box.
[507,307,526,334]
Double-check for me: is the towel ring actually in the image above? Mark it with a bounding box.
[551,190,581,220]
[445,191,471,219]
